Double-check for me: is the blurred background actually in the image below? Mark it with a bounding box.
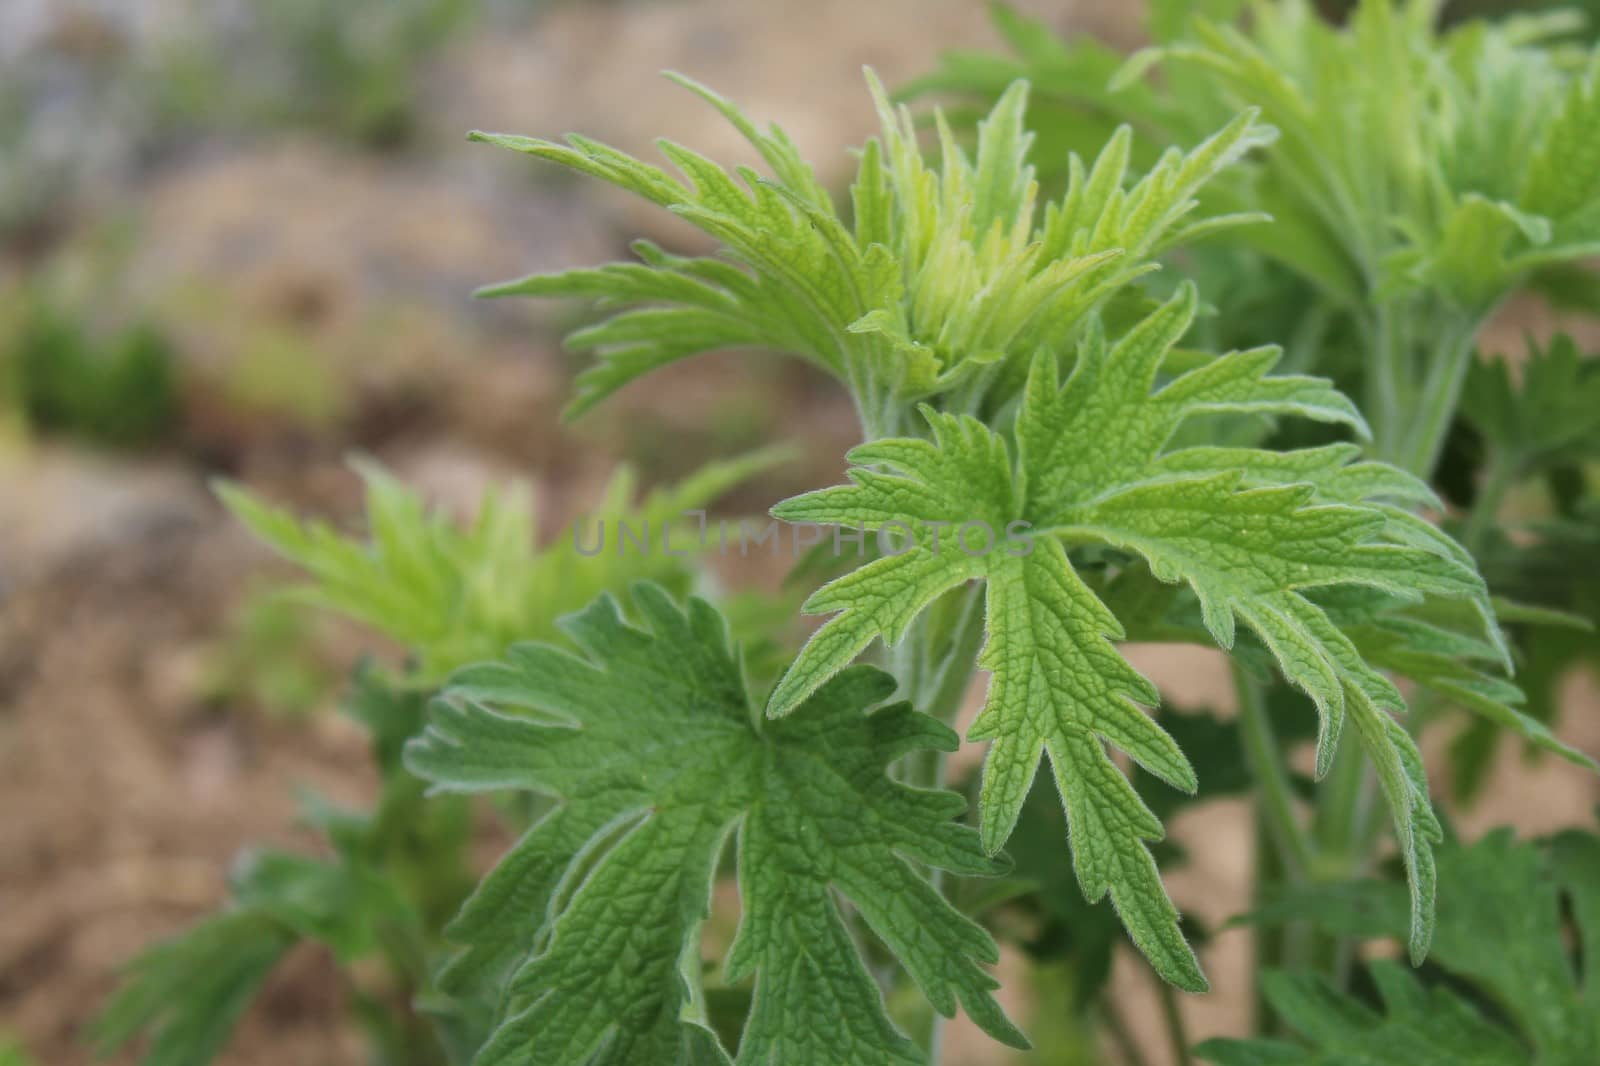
[1,1,1597,1064]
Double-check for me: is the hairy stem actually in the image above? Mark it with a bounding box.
[1314,734,1368,872]
[1365,303,1408,464]
[1462,450,1520,555]
[1309,302,1486,987]
[1234,663,1314,880]
[1236,663,1318,1014]
[900,583,987,789]
[922,584,989,724]
[1250,807,1286,1034]
[1101,997,1151,1066]
[1157,978,1194,1066]
[1397,316,1481,480]
[898,584,985,1065]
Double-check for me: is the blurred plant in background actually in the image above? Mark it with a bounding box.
[0,226,178,450]
[1201,828,1600,1063]
[215,449,793,685]
[198,587,337,719]
[148,0,475,149]
[94,670,478,1066]
[0,1035,32,1066]
[2,296,176,450]
[0,0,483,252]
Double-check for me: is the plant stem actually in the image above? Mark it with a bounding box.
[853,403,985,1066]
[1235,662,1319,1012]
[1313,735,1367,870]
[1313,302,1484,978]
[1365,303,1407,464]
[902,583,986,791]
[1398,317,1480,480]
[1157,978,1194,1066]
[1461,450,1520,555]
[1233,662,1314,880]
[1250,807,1287,1034]
[898,584,984,1066]
[1101,998,1150,1066]
[923,583,988,725]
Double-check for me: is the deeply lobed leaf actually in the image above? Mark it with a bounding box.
[474,70,1271,433]
[94,848,412,1066]
[770,287,1500,984]
[1213,828,1600,1064]
[1462,333,1600,468]
[1120,0,1600,311]
[403,583,1026,1064]
[216,451,783,684]
[1197,962,1530,1065]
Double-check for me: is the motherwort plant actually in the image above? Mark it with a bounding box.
[103,4,1599,1063]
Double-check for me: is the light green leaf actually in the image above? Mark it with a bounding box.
[1197,962,1529,1065]
[1337,601,1598,777]
[1221,827,1600,1064]
[475,70,1270,431]
[217,450,783,684]
[951,1,1600,323]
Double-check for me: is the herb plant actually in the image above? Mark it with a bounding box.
[1203,828,1600,1064]
[1,289,177,450]
[102,2,1599,1063]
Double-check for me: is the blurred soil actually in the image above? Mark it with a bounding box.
[1,2,1596,1065]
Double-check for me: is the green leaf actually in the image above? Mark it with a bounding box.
[998,694,1299,1005]
[1520,56,1600,224]
[404,583,1026,1064]
[1462,333,1600,467]
[1147,0,1600,311]
[948,1,1600,320]
[1196,962,1529,1065]
[0,1035,35,1066]
[93,658,479,1066]
[899,4,1185,186]
[94,847,411,1066]
[770,287,1494,985]
[1335,597,1598,780]
[475,70,1270,430]
[93,910,294,1066]
[1222,827,1600,1064]
[1446,387,1600,801]
[217,450,783,683]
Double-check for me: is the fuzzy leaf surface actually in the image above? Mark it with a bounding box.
[771,287,1495,985]
[403,583,1025,1064]
[475,71,1270,431]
